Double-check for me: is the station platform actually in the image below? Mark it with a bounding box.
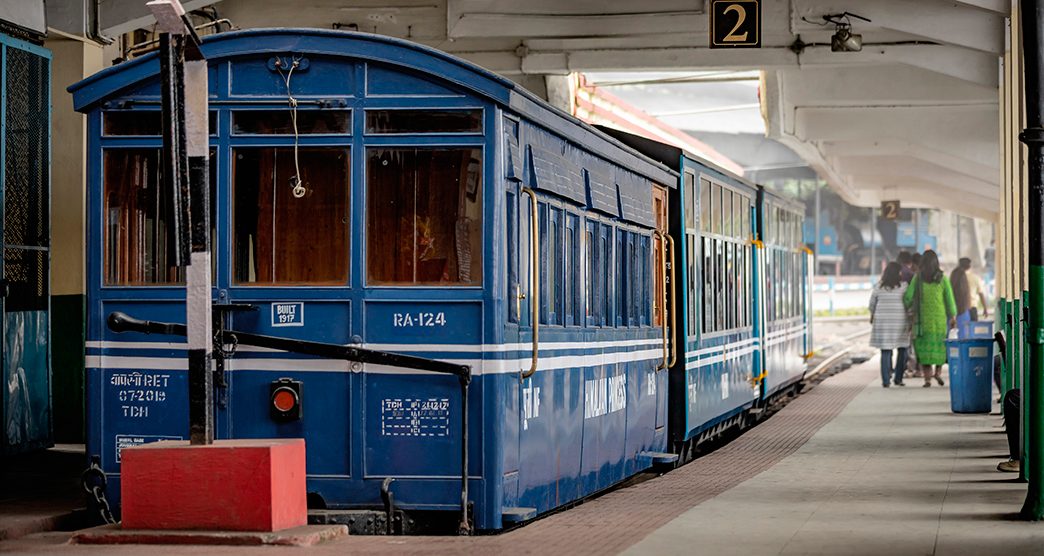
[4,356,1043,555]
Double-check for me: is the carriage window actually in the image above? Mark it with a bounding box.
[366,148,482,286]
[232,110,350,135]
[616,228,628,326]
[103,149,215,285]
[700,178,711,233]
[233,147,349,285]
[365,110,482,134]
[104,111,217,136]
[549,208,561,325]
[507,191,519,323]
[585,223,596,325]
[564,213,579,326]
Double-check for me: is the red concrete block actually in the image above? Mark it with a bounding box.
[120,438,307,532]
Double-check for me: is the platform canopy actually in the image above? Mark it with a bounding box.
[84,0,1006,219]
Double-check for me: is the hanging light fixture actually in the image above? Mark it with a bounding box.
[823,12,871,52]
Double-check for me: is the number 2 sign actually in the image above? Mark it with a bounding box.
[710,0,761,48]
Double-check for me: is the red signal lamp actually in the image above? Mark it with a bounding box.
[270,378,303,422]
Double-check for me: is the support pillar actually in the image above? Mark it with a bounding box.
[1019,0,1044,521]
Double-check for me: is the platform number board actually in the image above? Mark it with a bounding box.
[881,200,901,221]
[710,0,761,48]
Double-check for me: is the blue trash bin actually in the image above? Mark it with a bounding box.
[960,320,993,339]
[946,338,994,413]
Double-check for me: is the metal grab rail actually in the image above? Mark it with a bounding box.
[654,231,669,370]
[521,187,539,380]
[107,311,475,534]
[666,233,678,369]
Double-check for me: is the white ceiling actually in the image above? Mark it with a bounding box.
[99,0,1006,219]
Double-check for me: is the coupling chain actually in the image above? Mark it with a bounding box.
[81,458,117,525]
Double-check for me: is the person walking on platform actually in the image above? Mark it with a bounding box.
[904,250,957,387]
[870,262,910,387]
[950,259,972,337]
[964,258,989,320]
[898,251,915,284]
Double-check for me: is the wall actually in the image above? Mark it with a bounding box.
[44,33,103,443]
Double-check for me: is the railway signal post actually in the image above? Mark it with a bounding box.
[107,0,311,537]
[151,0,214,446]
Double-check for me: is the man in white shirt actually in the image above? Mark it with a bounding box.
[962,257,988,320]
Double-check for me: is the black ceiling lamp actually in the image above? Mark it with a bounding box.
[824,12,871,52]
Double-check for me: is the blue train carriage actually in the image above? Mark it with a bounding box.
[594,128,760,458]
[69,29,678,531]
[756,188,811,396]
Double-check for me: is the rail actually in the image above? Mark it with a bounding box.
[804,327,872,382]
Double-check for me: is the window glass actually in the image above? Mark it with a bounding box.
[716,238,725,330]
[507,191,518,323]
[539,203,549,325]
[365,109,482,134]
[103,149,215,285]
[551,209,562,325]
[601,224,612,326]
[703,236,713,333]
[700,178,712,233]
[366,148,482,286]
[631,233,640,326]
[724,242,733,329]
[687,234,697,335]
[617,228,628,326]
[232,110,349,135]
[565,213,579,326]
[738,247,746,327]
[742,198,750,240]
[586,223,596,325]
[233,147,349,285]
[711,185,721,235]
[104,111,216,136]
[684,173,696,230]
[733,194,743,240]
[723,189,733,239]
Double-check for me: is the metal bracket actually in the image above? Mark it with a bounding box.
[1020,127,1044,145]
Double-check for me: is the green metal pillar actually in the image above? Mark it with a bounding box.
[1001,299,1012,393]
[1019,0,1044,520]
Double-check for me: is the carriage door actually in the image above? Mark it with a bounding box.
[652,185,668,430]
[1,42,51,455]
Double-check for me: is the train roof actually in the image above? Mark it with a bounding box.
[759,186,806,213]
[68,28,676,187]
[598,125,807,212]
[595,125,756,190]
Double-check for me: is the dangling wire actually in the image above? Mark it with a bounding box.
[276,56,306,198]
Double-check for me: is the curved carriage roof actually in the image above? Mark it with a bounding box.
[69,28,675,186]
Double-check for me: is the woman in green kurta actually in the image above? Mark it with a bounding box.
[903,250,957,387]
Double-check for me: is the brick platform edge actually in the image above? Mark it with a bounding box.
[344,361,876,555]
[70,524,348,547]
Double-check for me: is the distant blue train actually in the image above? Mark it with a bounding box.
[70,29,811,533]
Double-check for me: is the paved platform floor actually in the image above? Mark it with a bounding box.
[626,359,1044,556]
[4,357,1044,555]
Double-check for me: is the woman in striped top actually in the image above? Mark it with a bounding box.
[870,262,911,387]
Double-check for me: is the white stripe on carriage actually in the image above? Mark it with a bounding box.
[765,324,805,340]
[766,330,807,347]
[687,337,757,359]
[684,346,756,371]
[85,348,665,376]
[86,338,663,354]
